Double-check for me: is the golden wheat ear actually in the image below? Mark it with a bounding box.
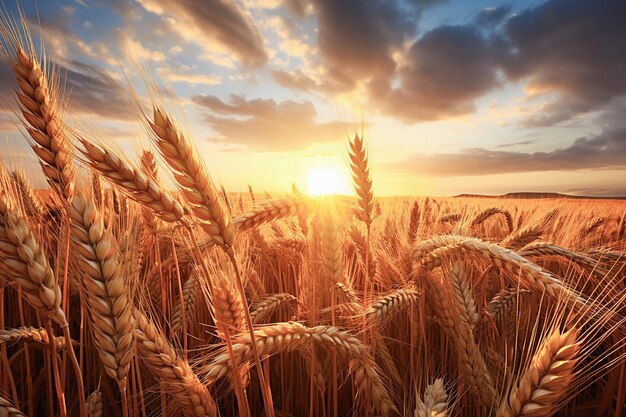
[9,45,76,202]
[147,106,234,247]
[134,309,218,417]
[497,328,581,417]
[348,134,374,227]
[416,379,449,417]
[67,196,135,397]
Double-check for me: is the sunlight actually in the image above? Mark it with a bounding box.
[306,166,352,196]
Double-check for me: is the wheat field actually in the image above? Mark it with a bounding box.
[1,12,626,417]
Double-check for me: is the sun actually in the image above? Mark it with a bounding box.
[306,166,352,196]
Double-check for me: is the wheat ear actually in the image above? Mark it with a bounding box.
[365,288,420,326]
[0,192,65,326]
[233,195,310,232]
[518,243,608,275]
[500,226,543,250]
[250,293,297,324]
[414,236,577,305]
[68,196,135,394]
[134,310,217,417]
[449,264,478,331]
[0,326,66,350]
[148,106,233,246]
[171,273,201,335]
[425,271,496,405]
[407,200,420,244]
[416,379,448,417]
[497,328,581,417]
[348,134,374,227]
[486,287,531,323]
[11,48,75,201]
[86,391,103,417]
[204,322,395,416]
[472,207,514,233]
[9,170,43,217]
[80,139,188,225]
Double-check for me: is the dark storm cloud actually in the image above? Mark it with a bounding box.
[501,0,626,126]
[192,94,347,151]
[372,25,502,121]
[474,5,511,27]
[142,0,267,67]
[382,127,626,176]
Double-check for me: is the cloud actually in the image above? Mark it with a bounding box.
[310,0,418,89]
[565,187,626,197]
[61,61,131,120]
[501,0,626,125]
[137,0,267,67]
[474,5,511,27]
[496,140,535,149]
[271,70,317,91]
[192,94,347,151]
[382,127,626,176]
[157,65,222,86]
[372,25,502,122]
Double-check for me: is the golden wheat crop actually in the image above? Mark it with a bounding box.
[0,13,625,417]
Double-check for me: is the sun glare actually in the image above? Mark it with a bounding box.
[306,166,352,196]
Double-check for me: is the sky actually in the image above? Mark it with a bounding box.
[1,0,626,197]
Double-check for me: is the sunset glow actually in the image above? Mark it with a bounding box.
[306,166,352,196]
